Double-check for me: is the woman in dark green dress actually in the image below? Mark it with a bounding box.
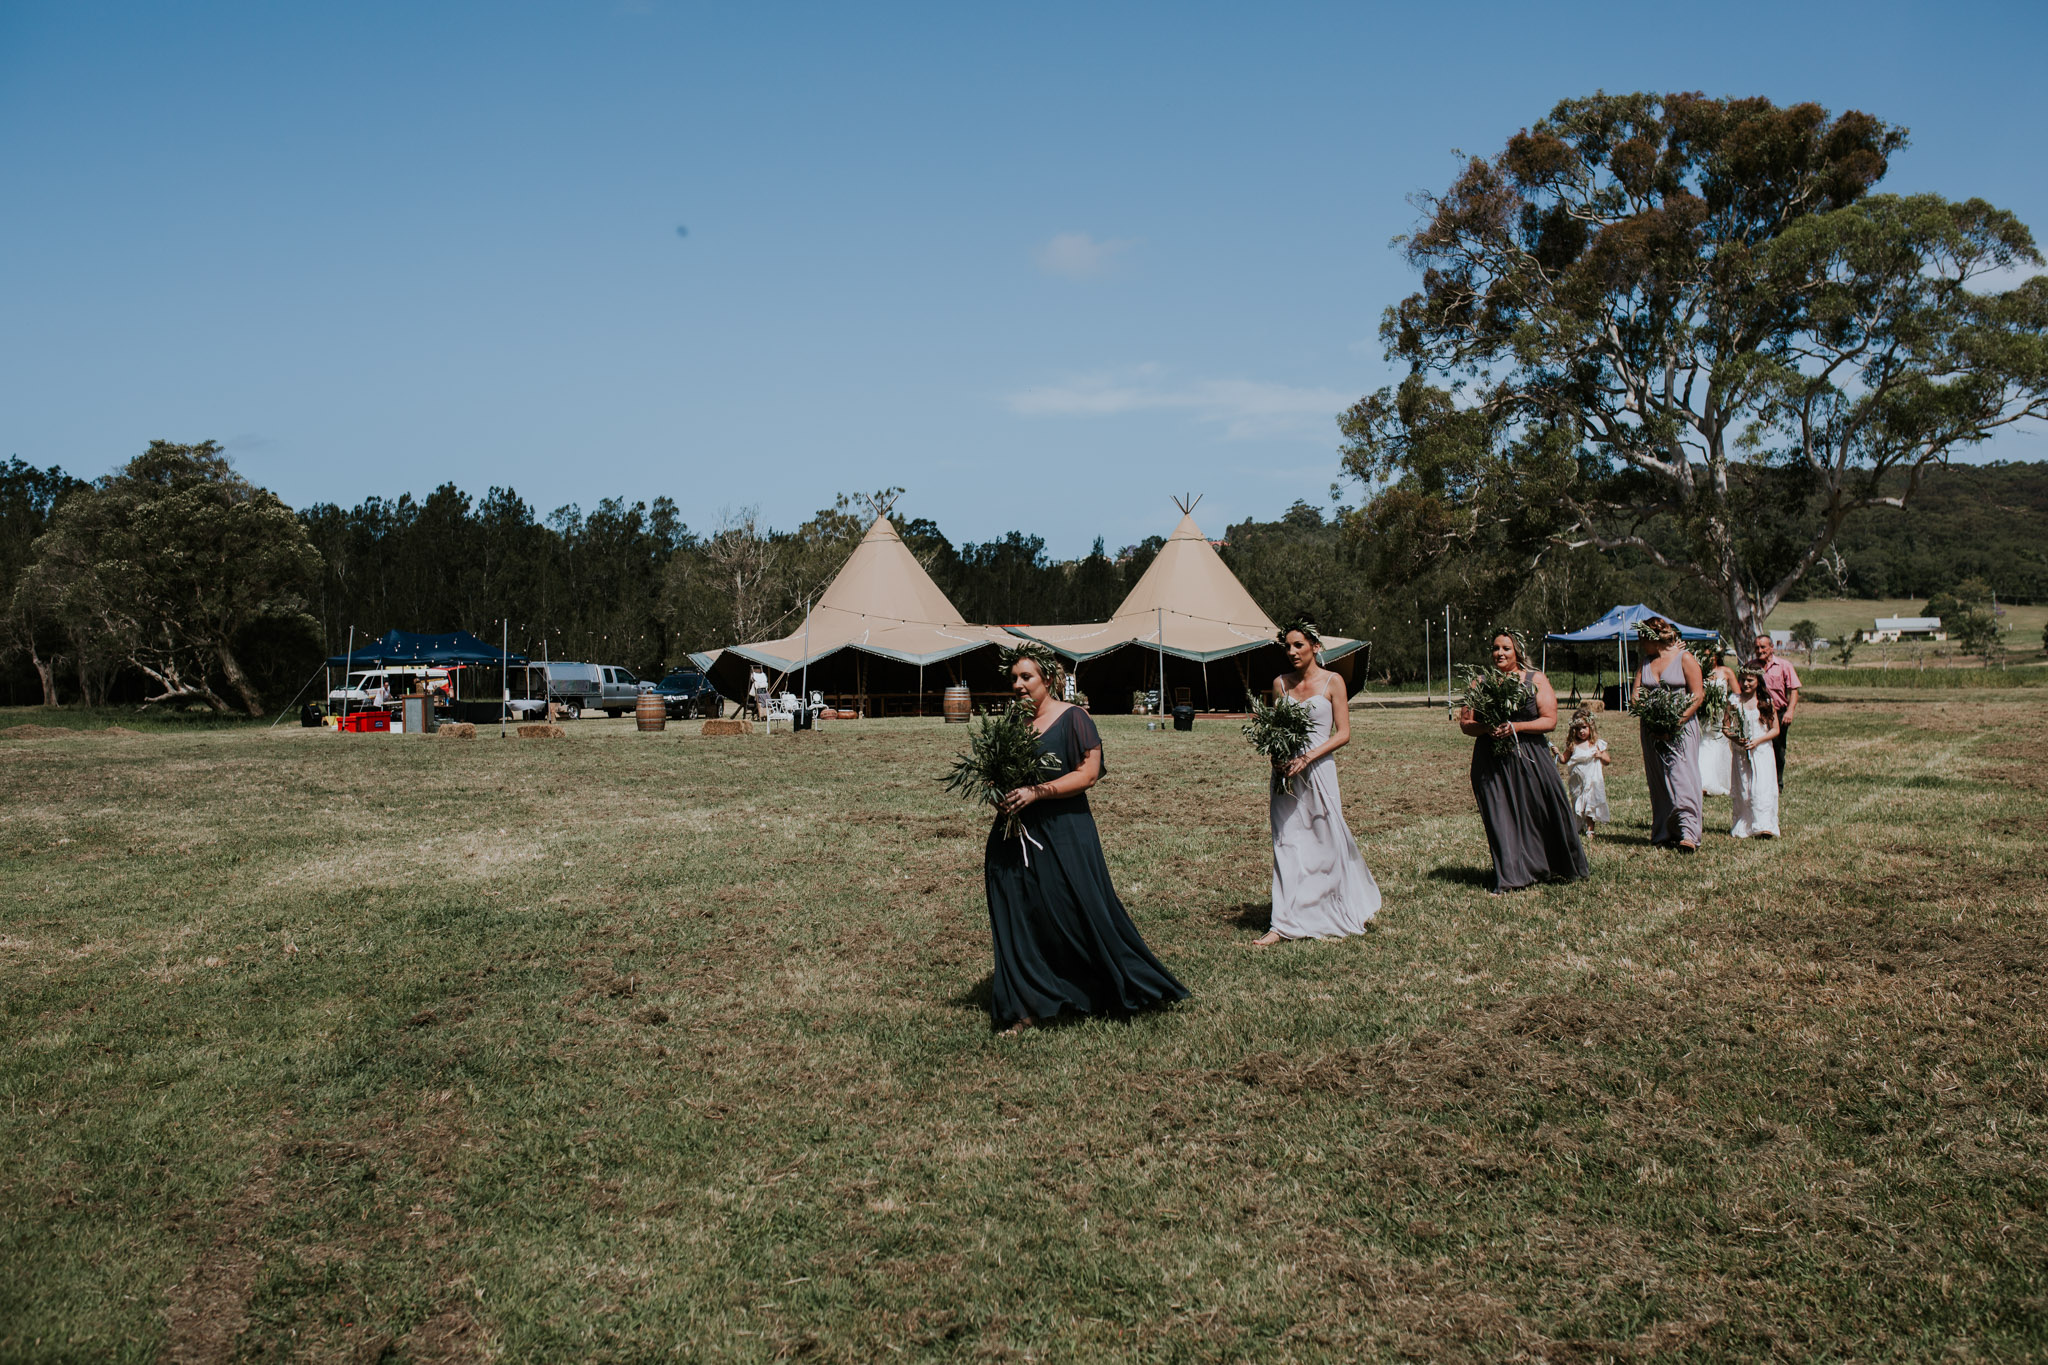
[984,644,1189,1035]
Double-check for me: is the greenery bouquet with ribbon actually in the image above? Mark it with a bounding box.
[1458,665,1532,757]
[941,700,1062,840]
[1243,694,1315,794]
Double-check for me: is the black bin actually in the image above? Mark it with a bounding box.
[300,702,323,728]
[1171,704,1195,732]
[1602,684,1626,714]
[794,706,814,731]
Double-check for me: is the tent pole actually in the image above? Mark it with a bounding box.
[1156,607,1165,715]
[501,621,508,738]
[800,597,811,718]
[1424,619,1431,708]
[342,627,354,723]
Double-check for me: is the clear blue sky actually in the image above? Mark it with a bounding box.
[3,1,2043,556]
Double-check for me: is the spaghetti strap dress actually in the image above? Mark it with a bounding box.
[983,707,1189,1028]
[1469,671,1589,892]
[1268,692,1380,938]
[1638,654,1703,846]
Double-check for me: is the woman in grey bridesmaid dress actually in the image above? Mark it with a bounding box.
[1461,633,1588,892]
[1253,623,1380,944]
[1634,618,1706,850]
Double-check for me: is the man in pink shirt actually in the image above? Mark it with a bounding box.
[1753,634,1801,785]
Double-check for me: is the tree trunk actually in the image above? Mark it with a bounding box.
[30,644,59,707]
[218,643,265,716]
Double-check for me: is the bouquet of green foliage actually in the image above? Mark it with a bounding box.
[941,700,1062,840]
[1630,684,1692,749]
[1459,665,1531,756]
[1701,676,1731,733]
[1243,694,1315,794]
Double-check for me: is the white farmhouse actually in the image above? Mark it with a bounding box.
[1862,616,1946,643]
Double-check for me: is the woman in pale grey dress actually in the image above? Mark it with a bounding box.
[1252,623,1380,944]
[1461,632,1588,892]
[1635,617,1706,851]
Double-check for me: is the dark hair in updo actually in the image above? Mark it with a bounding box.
[1277,618,1322,647]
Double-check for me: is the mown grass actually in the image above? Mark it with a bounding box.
[2,698,2044,1362]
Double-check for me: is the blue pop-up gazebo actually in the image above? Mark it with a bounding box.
[324,630,527,667]
[1544,604,1718,696]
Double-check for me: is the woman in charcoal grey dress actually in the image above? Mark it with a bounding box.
[1252,623,1380,944]
[1460,632,1588,892]
[1635,618,1706,851]
[983,643,1188,1035]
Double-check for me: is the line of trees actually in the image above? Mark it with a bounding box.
[7,442,2040,713]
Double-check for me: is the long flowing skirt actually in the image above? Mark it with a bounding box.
[984,800,1188,1027]
[1700,730,1732,797]
[1642,719,1704,845]
[1471,736,1589,891]
[1730,744,1781,837]
[1269,756,1380,938]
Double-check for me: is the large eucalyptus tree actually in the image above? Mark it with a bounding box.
[1341,93,2048,645]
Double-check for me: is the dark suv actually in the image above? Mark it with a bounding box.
[651,669,722,719]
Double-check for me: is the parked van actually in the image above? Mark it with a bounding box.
[328,668,451,709]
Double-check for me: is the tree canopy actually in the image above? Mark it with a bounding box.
[1341,92,2048,648]
[23,442,321,714]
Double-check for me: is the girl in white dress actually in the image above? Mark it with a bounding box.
[1728,669,1781,839]
[1253,623,1380,944]
[1560,711,1611,835]
[1698,652,1739,798]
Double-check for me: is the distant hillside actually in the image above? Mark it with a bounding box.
[1815,461,2048,604]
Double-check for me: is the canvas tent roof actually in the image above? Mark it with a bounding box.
[1544,604,1718,644]
[327,630,527,667]
[720,517,1020,673]
[1011,512,1365,665]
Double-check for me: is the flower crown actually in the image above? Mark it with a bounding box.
[1276,618,1322,646]
[998,640,1066,684]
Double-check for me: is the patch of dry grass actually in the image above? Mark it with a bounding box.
[1,700,2044,1361]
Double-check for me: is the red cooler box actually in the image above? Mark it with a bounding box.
[338,710,392,733]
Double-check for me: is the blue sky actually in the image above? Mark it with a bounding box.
[3,1,2044,556]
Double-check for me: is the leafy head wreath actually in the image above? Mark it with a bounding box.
[999,640,1067,696]
[1276,618,1323,648]
[1634,616,1680,645]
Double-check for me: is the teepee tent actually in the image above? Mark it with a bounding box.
[706,516,1022,716]
[1011,500,1366,711]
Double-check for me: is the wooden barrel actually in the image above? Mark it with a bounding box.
[635,692,666,732]
[942,684,972,723]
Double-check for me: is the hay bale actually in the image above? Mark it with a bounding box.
[701,718,753,736]
[1579,699,1606,713]
[437,722,477,739]
[516,724,567,739]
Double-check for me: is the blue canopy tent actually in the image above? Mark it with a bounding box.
[324,630,529,723]
[1544,604,1718,702]
[325,630,527,667]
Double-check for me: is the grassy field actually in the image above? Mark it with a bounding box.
[2,699,2044,1362]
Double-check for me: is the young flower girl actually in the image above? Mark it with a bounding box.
[1561,709,1612,835]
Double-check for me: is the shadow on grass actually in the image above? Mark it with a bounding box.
[1425,865,1494,889]
[950,974,994,1014]
[1221,901,1271,931]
